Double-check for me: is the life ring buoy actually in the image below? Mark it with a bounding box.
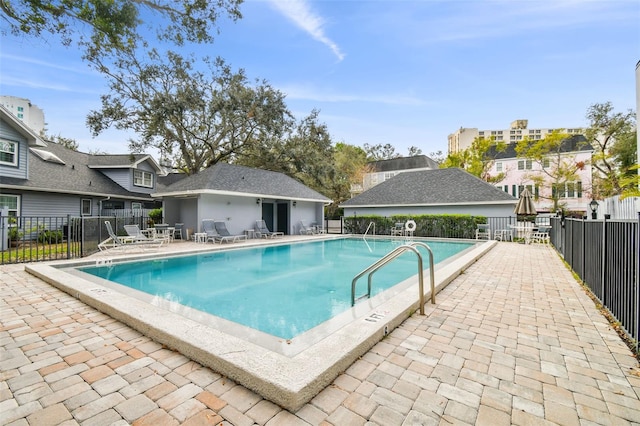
[405,220,416,232]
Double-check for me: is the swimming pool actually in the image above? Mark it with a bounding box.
[78,238,472,339]
[27,235,494,411]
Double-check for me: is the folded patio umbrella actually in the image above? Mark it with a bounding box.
[514,187,537,215]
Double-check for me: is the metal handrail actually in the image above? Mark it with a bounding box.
[363,221,375,237]
[351,241,435,314]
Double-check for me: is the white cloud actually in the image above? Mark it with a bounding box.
[280,83,428,106]
[268,0,345,61]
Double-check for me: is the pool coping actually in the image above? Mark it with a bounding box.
[25,236,496,411]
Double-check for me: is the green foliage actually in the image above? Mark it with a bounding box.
[515,130,584,212]
[344,214,486,239]
[442,137,506,183]
[37,229,64,244]
[1,1,242,59]
[7,217,22,241]
[89,54,292,175]
[148,208,163,224]
[585,102,637,198]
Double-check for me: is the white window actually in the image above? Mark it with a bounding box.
[0,140,17,166]
[81,199,92,216]
[517,160,532,170]
[132,202,142,210]
[542,158,550,168]
[496,162,502,172]
[133,170,153,188]
[0,194,20,217]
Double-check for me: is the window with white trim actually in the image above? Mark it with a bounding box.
[81,199,92,216]
[496,162,502,172]
[0,140,17,166]
[132,202,142,210]
[0,194,20,218]
[133,170,153,188]
[517,160,532,170]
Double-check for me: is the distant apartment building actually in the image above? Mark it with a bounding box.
[0,95,45,135]
[447,119,584,154]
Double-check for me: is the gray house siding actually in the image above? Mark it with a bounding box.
[0,119,28,179]
[100,169,131,191]
[130,162,156,195]
[22,192,92,217]
[99,162,157,195]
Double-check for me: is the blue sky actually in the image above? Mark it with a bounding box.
[1,0,638,157]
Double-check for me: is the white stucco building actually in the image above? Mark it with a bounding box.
[0,96,45,135]
[448,119,584,154]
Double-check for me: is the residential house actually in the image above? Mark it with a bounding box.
[351,155,439,196]
[1,105,162,248]
[341,168,517,217]
[490,135,593,214]
[155,163,332,237]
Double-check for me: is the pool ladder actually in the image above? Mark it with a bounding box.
[351,242,435,315]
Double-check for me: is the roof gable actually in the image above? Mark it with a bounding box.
[157,163,331,202]
[88,154,162,173]
[341,168,517,207]
[0,105,46,147]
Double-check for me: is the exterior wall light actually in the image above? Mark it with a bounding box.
[589,199,599,219]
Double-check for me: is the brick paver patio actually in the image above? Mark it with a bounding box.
[1,242,639,425]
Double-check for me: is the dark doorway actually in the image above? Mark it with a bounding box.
[262,203,274,231]
[277,203,288,234]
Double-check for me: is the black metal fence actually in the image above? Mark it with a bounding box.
[551,215,639,352]
[1,214,152,265]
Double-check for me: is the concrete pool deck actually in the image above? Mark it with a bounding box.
[1,239,639,424]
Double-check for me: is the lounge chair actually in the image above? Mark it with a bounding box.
[202,219,239,244]
[255,220,284,239]
[99,221,163,251]
[299,221,314,235]
[124,224,168,243]
[214,221,247,243]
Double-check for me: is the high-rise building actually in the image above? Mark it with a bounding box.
[447,119,583,154]
[0,96,45,135]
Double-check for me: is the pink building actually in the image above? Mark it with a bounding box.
[490,135,593,214]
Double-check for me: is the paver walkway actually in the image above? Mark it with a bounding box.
[1,242,639,425]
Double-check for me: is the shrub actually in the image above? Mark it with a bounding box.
[37,229,64,244]
[344,214,486,239]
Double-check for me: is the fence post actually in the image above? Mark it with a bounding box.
[636,212,639,352]
[66,214,71,260]
[581,218,585,281]
[601,215,607,306]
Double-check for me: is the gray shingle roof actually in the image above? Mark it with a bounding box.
[369,155,439,172]
[341,168,517,207]
[489,134,592,160]
[1,141,154,200]
[87,154,147,167]
[157,163,331,202]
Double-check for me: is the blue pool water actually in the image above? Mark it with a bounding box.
[80,238,473,339]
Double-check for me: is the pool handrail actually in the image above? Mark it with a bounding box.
[363,221,375,237]
[351,241,435,314]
